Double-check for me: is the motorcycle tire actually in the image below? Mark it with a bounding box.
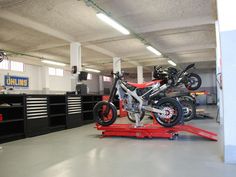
[179,99,196,122]
[93,101,117,126]
[185,73,202,90]
[153,97,183,127]
[127,111,145,123]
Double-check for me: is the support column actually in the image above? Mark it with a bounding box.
[217,0,236,164]
[151,71,154,80]
[137,65,143,83]
[41,66,49,94]
[99,75,104,93]
[70,42,81,91]
[113,57,121,74]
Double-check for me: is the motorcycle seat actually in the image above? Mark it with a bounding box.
[127,80,161,89]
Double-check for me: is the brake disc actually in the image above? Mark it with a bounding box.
[158,107,174,119]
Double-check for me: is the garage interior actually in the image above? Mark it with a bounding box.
[0,0,236,177]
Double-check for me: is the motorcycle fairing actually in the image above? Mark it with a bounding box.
[127,80,162,89]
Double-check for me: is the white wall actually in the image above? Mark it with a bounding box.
[48,68,71,92]
[197,69,216,88]
[219,30,236,163]
[0,63,71,93]
[0,64,42,91]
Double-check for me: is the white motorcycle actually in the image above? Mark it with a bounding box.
[93,72,183,127]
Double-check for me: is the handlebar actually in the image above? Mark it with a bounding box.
[154,66,162,71]
[178,63,195,77]
[111,71,124,79]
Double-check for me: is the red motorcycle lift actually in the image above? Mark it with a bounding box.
[96,123,217,141]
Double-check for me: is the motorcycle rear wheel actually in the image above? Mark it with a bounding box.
[153,98,183,127]
[93,101,117,126]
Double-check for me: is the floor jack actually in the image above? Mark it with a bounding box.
[96,114,217,141]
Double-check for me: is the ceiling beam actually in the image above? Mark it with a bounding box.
[0,10,76,42]
[0,42,24,51]
[164,44,216,54]
[25,43,69,52]
[178,57,216,63]
[135,16,215,34]
[82,35,133,45]
[85,45,116,57]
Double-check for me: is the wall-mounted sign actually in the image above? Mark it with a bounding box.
[4,75,29,88]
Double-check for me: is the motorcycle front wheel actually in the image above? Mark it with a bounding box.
[185,73,202,90]
[93,101,117,126]
[153,98,183,127]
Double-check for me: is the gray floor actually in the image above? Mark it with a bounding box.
[0,106,235,177]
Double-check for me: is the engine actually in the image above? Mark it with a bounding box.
[123,93,139,112]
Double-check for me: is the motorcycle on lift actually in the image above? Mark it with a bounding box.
[154,64,200,121]
[153,63,202,91]
[93,72,183,127]
[127,64,200,123]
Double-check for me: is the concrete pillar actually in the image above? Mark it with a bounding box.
[113,57,121,74]
[99,75,104,93]
[217,0,236,163]
[70,42,81,91]
[137,65,144,83]
[41,66,49,94]
[151,71,154,80]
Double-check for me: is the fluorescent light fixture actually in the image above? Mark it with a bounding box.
[96,13,130,35]
[168,60,177,66]
[41,60,66,66]
[84,68,101,73]
[146,46,162,56]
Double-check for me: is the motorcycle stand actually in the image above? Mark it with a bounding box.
[96,121,217,141]
[134,113,143,128]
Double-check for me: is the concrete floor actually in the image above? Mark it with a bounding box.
[0,106,235,177]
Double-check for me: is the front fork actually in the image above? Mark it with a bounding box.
[104,77,119,115]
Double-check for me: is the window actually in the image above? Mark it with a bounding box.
[87,73,92,80]
[56,68,63,76]
[10,61,24,72]
[48,67,63,77]
[0,59,9,70]
[103,76,111,82]
[48,67,56,75]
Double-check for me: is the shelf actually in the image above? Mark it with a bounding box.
[49,125,66,132]
[0,119,24,124]
[50,103,66,106]
[50,124,65,128]
[50,113,66,118]
[0,105,23,109]
[0,133,24,140]
[83,120,94,124]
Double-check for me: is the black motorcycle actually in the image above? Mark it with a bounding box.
[153,63,202,91]
[152,64,200,121]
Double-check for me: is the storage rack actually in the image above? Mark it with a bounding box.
[81,95,102,124]
[48,95,67,132]
[25,95,49,137]
[67,95,82,128]
[0,94,111,143]
[0,94,25,143]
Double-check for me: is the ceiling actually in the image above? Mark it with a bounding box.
[0,0,217,74]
